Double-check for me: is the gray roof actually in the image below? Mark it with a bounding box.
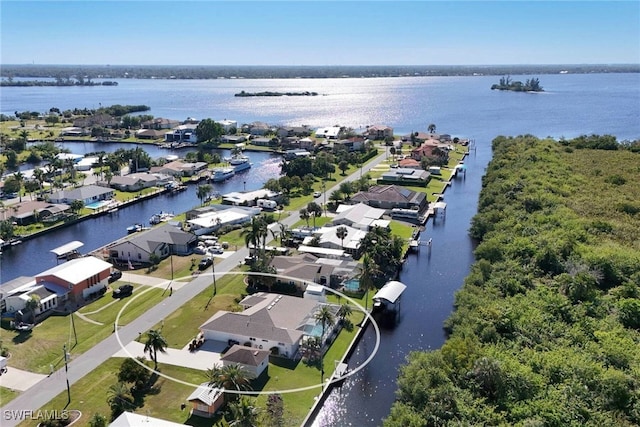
[201,293,320,344]
[220,345,270,366]
[187,383,223,405]
[50,184,113,201]
[128,224,196,249]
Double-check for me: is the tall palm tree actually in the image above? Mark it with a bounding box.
[336,226,348,249]
[314,305,335,383]
[241,217,268,255]
[299,208,310,227]
[12,172,24,202]
[197,184,212,205]
[143,329,168,370]
[106,382,133,417]
[229,396,259,427]
[25,295,41,323]
[207,364,252,403]
[33,168,45,196]
[337,303,352,321]
[359,253,380,312]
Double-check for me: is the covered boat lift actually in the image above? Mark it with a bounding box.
[372,280,407,320]
[51,241,84,263]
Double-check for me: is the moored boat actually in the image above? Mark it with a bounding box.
[211,167,235,182]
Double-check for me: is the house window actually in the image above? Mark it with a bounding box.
[138,253,142,260]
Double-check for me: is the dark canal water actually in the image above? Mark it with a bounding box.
[0,147,282,282]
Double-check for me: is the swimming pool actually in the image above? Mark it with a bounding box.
[343,278,360,292]
[85,200,111,210]
[302,322,324,338]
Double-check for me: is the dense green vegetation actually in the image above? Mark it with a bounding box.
[386,135,640,426]
[491,75,543,92]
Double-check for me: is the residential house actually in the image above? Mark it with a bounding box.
[250,136,277,147]
[299,137,316,150]
[110,411,186,427]
[58,127,89,137]
[365,125,394,140]
[164,124,198,143]
[220,345,270,379]
[107,224,197,265]
[350,185,428,211]
[314,126,342,139]
[141,117,180,130]
[277,125,311,138]
[411,141,447,161]
[135,129,165,140]
[6,200,71,225]
[398,158,422,169]
[73,113,119,128]
[331,203,387,231]
[222,189,281,206]
[49,185,115,205]
[302,225,367,256]
[216,119,238,133]
[333,136,365,153]
[150,160,207,177]
[270,253,335,289]
[186,206,260,236]
[220,135,247,144]
[35,256,113,304]
[186,384,225,419]
[380,168,431,186]
[243,121,271,136]
[109,173,158,192]
[200,292,338,359]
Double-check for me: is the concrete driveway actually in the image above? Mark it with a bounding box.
[112,340,227,371]
[0,367,47,392]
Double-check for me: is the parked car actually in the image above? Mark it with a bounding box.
[198,256,213,270]
[112,284,133,298]
[313,191,322,198]
[108,270,123,283]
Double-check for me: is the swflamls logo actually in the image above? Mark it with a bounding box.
[3,409,70,421]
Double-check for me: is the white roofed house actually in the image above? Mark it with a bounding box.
[186,206,260,236]
[107,223,197,266]
[302,225,367,257]
[331,203,387,231]
[164,124,198,143]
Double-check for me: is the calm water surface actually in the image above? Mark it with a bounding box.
[1,73,639,426]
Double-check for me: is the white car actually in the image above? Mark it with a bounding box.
[313,191,322,198]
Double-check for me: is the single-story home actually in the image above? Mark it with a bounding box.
[269,253,335,289]
[380,168,431,185]
[108,224,197,264]
[5,200,71,225]
[35,256,113,304]
[135,129,166,140]
[220,135,247,144]
[186,383,225,419]
[109,173,158,192]
[222,189,281,206]
[331,203,387,231]
[110,411,186,427]
[314,126,342,139]
[186,206,260,236]
[200,293,338,359]
[350,185,428,211]
[220,344,270,379]
[302,225,367,256]
[49,185,115,205]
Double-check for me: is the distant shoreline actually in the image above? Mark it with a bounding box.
[1,64,638,81]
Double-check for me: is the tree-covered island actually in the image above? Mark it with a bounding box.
[491,75,543,92]
[0,76,118,87]
[235,90,318,97]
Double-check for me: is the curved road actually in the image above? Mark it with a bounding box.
[0,148,390,426]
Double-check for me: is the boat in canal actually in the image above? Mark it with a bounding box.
[126,223,144,234]
[211,166,235,182]
[149,211,174,224]
[229,154,252,172]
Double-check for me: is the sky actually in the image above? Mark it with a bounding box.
[1,1,639,66]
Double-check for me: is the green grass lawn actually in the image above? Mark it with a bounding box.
[0,386,19,407]
[1,285,166,373]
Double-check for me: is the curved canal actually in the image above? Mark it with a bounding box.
[0,147,282,282]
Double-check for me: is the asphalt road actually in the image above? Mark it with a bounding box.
[0,147,390,426]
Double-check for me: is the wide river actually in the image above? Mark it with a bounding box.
[1,73,639,425]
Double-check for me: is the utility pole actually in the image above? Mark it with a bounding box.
[63,343,71,404]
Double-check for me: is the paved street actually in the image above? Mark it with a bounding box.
[0,148,390,426]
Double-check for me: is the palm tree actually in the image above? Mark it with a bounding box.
[337,303,352,321]
[314,305,335,383]
[307,202,323,228]
[336,226,348,249]
[207,364,252,403]
[106,382,133,417]
[241,216,268,255]
[299,208,310,227]
[25,295,41,323]
[143,329,168,370]
[359,253,380,312]
[196,184,212,205]
[33,168,45,196]
[12,172,24,202]
[229,396,259,427]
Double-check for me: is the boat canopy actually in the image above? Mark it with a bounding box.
[372,280,407,304]
[50,240,84,256]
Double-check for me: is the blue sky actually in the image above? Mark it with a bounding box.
[1,1,639,65]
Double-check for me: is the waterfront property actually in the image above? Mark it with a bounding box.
[185,205,260,235]
[0,256,113,320]
[48,184,114,205]
[221,188,281,206]
[331,203,387,231]
[4,200,71,225]
[107,223,197,265]
[269,253,336,290]
[350,184,428,211]
[220,344,270,379]
[302,225,367,257]
[379,167,431,186]
[199,292,340,359]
